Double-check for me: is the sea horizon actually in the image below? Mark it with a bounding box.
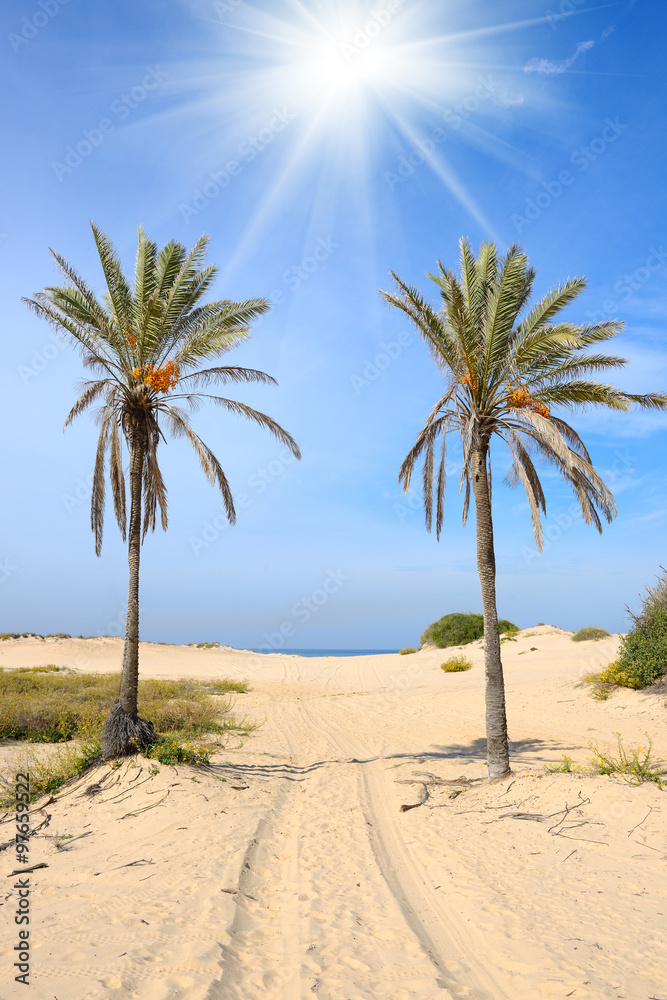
[250,648,401,657]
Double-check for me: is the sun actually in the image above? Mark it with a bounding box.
[186,2,542,277]
[311,42,389,99]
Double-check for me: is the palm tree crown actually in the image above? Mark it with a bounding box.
[25,223,300,554]
[383,238,665,548]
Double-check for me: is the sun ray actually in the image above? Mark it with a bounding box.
[166,2,555,266]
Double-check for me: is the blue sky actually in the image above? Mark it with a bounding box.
[1,0,666,648]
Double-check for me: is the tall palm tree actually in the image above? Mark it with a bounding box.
[382,239,666,779]
[24,223,300,757]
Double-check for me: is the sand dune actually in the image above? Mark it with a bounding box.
[1,627,666,999]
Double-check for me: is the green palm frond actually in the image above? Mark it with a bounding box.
[24,223,300,553]
[382,239,667,548]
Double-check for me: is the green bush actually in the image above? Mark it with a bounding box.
[440,655,472,673]
[614,573,667,688]
[399,647,416,655]
[421,612,517,648]
[572,626,611,642]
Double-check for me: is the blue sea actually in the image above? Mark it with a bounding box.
[250,649,399,657]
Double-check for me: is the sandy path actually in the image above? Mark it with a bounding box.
[1,630,666,999]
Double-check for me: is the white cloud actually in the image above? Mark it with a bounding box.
[494,91,525,108]
[524,40,594,76]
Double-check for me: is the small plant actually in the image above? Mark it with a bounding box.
[0,726,103,805]
[572,626,611,643]
[530,647,538,651]
[140,736,212,766]
[200,677,250,695]
[544,755,577,773]
[500,624,521,637]
[399,647,416,655]
[440,655,472,673]
[583,661,645,699]
[588,734,666,787]
[536,622,545,626]
[196,642,220,649]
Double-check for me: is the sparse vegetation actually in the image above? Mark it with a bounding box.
[544,755,576,773]
[543,736,665,786]
[196,642,221,649]
[0,668,250,742]
[572,626,611,642]
[0,667,257,804]
[583,570,667,694]
[421,612,517,649]
[588,735,666,787]
[440,655,473,673]
[583,661,638,699]
[200,677,250,695]
[399,647,416,655]
[613,570,667,688]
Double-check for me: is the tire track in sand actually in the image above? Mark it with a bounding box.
[301,697,502,1000]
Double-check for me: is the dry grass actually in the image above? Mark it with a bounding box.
[0,667,250,742]
[0,667,257,804]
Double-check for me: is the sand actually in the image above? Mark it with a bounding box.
[1,626,666,1000]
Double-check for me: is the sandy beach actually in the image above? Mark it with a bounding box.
[1,626,666,1000]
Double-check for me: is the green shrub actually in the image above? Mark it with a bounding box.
[399,647,416,655]
[140,735,212,766]
[440,655,472,672]
[572,626,611,642]
[613,572,667,689]
[421,612,517,648]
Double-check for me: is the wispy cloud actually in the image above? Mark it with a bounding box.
[601,26,615,40]
[494,91,525,108]
[524,40,594,76]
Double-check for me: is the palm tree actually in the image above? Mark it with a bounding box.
[24,223,300,757]
[382,239,666,779]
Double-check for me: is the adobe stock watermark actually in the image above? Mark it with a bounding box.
[583,248,667,324]
[545,0,591,30]
[339,0,405,62]
[179,107,298,222]
[384,76,500,191]
[349,330,413,395]
[511,117,627,233]
[521,449,634,565]
[393,470,461,525]
[258,568,350,652]
[51,65,169,181]
[0,558,18,585]
[61,472,93,514]
[18,331,67,385]
[213,0,244,19]
[189,448,298,555]
[8,0,72,53]
[253,235,340,328]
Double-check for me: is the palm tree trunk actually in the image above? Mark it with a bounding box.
[471,445,511,779]
[119,429,144,714]
[100,428,156,758]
